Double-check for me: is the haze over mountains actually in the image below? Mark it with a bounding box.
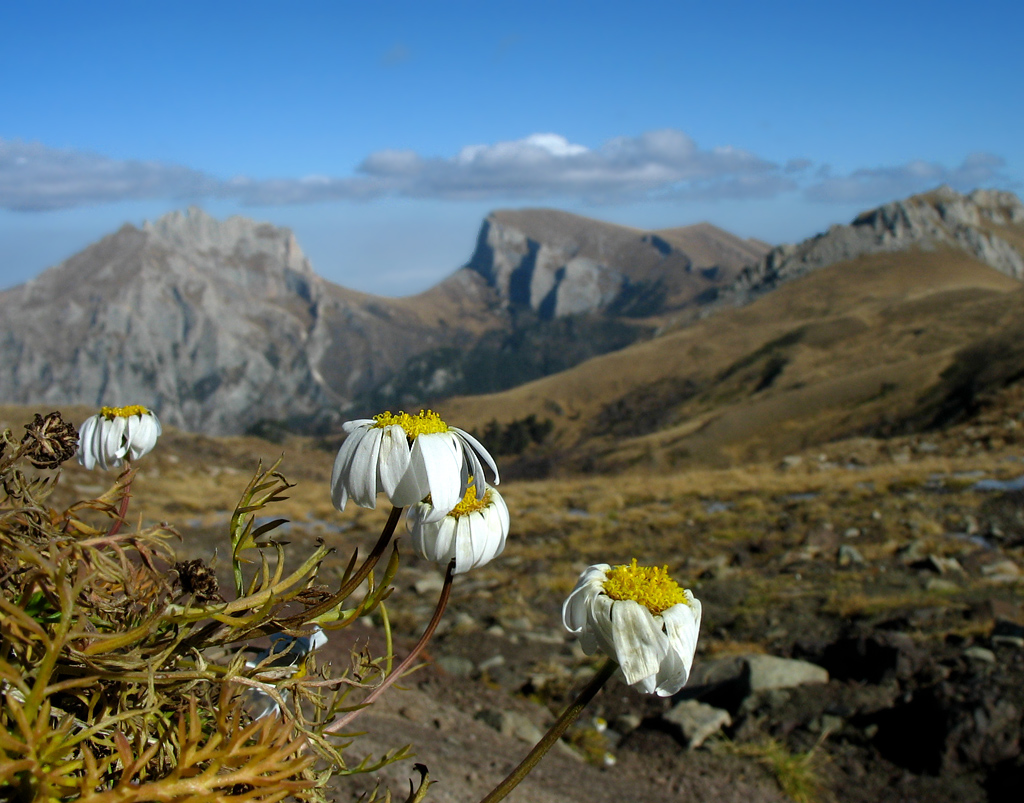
[2,187,1023,465]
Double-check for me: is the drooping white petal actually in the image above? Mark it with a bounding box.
[657,596,701,695]
[330,426,366,509]
[77,416,99,469]
[453,515,476,573]
[377,425,411,499]
[452,427,500,487]
[492,488,510,538]
[611,599,668,688]
[585,593,616,658]
[562,566,608,633]
[349,427,384,508]
[393,432,461,515]
[105,415,128,464]
[126,413,161,460]
[432,517,458,563]
[89,417,108,469]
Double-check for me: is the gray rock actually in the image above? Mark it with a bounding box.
[744,655,829,691]
[662,700,732,749]
[434,655,475,678]
[474,709,545,745]
[838,544,866,566]
[963,646,996,663]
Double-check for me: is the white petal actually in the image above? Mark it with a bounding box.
[127,414,159,460]
[611,600,668,687]
[586,593,617,657]
[453,515,476,574]
[491,487,510,536]
[77,416,98,469]
[105,415,128,464]
[330,427,366,509]
[432,517,458,563]
[377,425,411,498]
[452,427,500,486]
[347,428,384,508]
[89,417,109,469]
[561,567,607,633]
[393,433,460,516]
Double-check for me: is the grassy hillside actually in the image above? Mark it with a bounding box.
[437,246,1022,474]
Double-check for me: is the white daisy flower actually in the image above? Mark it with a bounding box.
[562,559,701,697]
[245,626,328,720]
[330,410,499,522]
[77,405,162,470]
[407,479,509,574]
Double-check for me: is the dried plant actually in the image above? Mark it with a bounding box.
[0,412,420,803]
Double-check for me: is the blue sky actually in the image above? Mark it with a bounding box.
[2,1,1021,294]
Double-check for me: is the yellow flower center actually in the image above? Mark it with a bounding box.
[100,405,150,420]
[602,559,688,615]
[372,409,449,438]
[449,480,490,517]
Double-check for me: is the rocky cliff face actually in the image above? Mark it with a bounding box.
[463,209,769,318]
[0,208,489,434]
[727,187,1024,304]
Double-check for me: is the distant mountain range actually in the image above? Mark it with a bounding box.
[438,187,1024,473]
[0,204,769,434]
[2,187,1022,455]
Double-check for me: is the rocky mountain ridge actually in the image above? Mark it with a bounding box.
[0,208,492,434]
[0,205,770,434]
[4,187,1021,438]
[464,208,769,318]
[719,186,1024,309]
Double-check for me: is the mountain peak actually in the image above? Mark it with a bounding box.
[721,186,1024,307]
[141,206,310,271]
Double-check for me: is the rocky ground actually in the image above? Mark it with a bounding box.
[8,390,1024,803]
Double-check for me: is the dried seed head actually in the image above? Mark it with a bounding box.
[21,411,79,469]
[174,559,221,602]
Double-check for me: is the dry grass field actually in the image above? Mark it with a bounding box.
[5,380,1023,802]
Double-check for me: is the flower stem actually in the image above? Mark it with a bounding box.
[106,461,133,537]
[477,658,618,803]
[324,558,456,734]
[282,505,404,627]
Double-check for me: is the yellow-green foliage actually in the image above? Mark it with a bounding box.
[729,737,828,803]
[0,413,416,803]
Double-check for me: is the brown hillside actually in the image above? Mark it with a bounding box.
[438,245,1022,471]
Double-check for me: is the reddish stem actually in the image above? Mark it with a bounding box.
[324,558,456,734]
[106,461,134,537]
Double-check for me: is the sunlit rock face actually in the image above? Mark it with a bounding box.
[0,207,485,434]
[464,208,769,318]
[729,187,1024,304]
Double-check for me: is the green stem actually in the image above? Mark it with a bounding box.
[324,558,456,734]
[477,658,618,803]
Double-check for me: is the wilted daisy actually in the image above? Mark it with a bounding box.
[562,559,701,697]
[407,479,509,574]
[245,626,328,720]
[77,405,162,470]
[331,410,498,521]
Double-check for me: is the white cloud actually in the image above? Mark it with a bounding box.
[0,135,1011,212]
[0,139,219,211]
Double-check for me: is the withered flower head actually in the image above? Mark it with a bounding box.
[174,559,222,602]
[21,411,79,469]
